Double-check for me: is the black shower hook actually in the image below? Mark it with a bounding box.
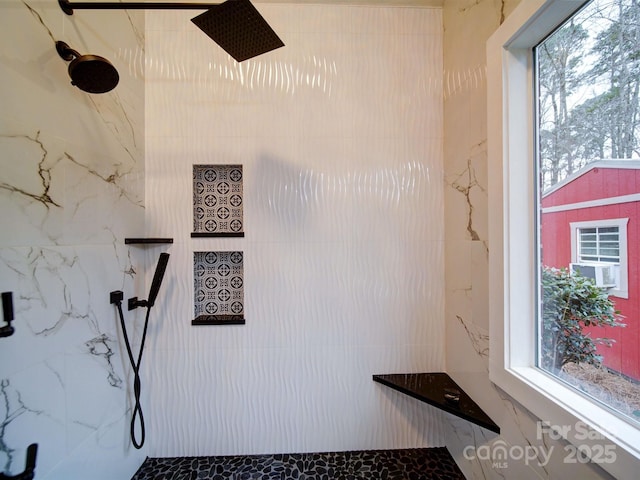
[0,443,38,480]
[1,292,15,338]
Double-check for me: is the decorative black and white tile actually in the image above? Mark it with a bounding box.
[192,165,244,237]
[131,447,467,480]
[193,251,245,325]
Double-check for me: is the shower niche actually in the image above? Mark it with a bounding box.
[193,251,245,325]
[192,164,244,237]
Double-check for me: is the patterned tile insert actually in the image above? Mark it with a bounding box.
[131,447,466,479]
[193,251,244,324]
[193,164,243,236]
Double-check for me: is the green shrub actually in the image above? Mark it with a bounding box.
[540,266,624,372]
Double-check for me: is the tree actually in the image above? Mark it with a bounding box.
[540,266,624,373]
[537,0,640,190]
[585,0,640,159]
[537,19,588,187]
[568,94,608,161]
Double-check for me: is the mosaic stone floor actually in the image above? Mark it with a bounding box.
[131,447,466,480]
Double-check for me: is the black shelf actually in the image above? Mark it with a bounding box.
[191,232,244,238]
[192,315,245,325]
[125,238,174,244]
[373,373,500,434]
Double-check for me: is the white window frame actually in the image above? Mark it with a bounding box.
[570,218,629,298]
[487,0,640,477]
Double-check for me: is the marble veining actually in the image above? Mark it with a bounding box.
[1,126,144,246]
[0,132,61,209]
[21,1,56,43]
[447,154,486,245]
[0,379,43,473]
[85,333,122,389]
[456,315,489,361]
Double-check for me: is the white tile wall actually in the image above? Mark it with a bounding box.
[144,4,445,457]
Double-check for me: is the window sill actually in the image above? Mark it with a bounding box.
[491,364,640,478]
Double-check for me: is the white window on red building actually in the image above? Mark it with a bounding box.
[570,218,628,298]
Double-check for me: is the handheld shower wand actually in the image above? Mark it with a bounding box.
[110,253,170,449]
[128,253,170,310]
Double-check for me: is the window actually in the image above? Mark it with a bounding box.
[488,0,640,477]
[570,218,628,297]
[577,226,619,264]
[537,0,638,424]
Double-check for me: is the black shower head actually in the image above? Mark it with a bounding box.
[191,0,285,62]
[56,40,119,94]
[58,0,284,63]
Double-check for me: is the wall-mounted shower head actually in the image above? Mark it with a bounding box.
[58,0,284,62]
[55,41,119,94]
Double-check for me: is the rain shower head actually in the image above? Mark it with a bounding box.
[191,0,284,62]
[59,0,284,63]
[56,41,119,94]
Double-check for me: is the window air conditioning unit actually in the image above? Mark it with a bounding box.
[569,263,617,288]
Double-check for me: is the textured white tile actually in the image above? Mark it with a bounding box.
[145,344,445,457]
[144,4,444,458]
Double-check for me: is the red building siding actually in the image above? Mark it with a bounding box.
[541,165,640,380]
[543,166,640,206]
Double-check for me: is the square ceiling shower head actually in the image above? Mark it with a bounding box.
[191,0,284,62]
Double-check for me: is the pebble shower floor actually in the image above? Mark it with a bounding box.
[131,447,466,479]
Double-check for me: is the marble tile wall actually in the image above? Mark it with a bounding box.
[144,4,446,458]
[0,1,145,479]
[443,1,616,478]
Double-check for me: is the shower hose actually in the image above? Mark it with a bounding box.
[115,300,152,449]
